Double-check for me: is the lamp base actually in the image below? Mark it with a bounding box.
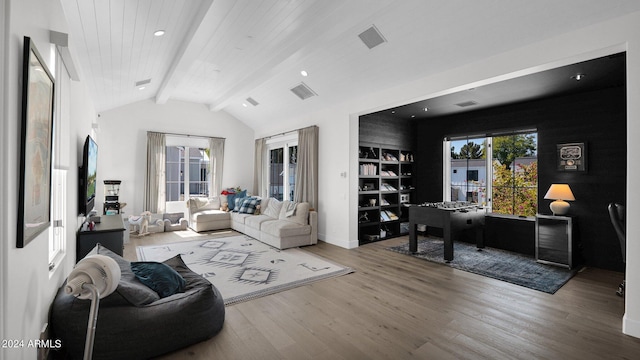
[550,200,570,215]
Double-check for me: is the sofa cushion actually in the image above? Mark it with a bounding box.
[88,244,160,306]
[279,201,310,226]
[230,212,253,224]
[192,209,230,222]
[245,214,276,230]
[263,197,282,218]
[130,261,187,298]
[238,197,261,214]
[188,197,221,214]
[261,220,311,238]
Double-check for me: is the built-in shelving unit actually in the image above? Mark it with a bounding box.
[358,143,414,245]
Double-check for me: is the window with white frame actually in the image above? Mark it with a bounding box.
[266,134,298,201]
[444,130,538,217]
[49,47,68,270]
[165,136,211,205]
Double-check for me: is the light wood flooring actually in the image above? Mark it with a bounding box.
[124,230,639,360]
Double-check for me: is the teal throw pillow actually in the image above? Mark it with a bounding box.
[130,261,186,298]
[227,190,247,211]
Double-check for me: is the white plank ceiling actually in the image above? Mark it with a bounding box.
[60,0,640,130]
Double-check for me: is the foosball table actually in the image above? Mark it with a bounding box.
[408,201,486,262]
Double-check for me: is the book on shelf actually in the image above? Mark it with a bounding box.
[380,210,398,221]
[380,170,397,177]
[385,210,399,220]
[381,183,397,191]
[381,152,398,161]
[359,163,377,176]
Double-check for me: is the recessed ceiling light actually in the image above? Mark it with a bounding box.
[571,73,586,81]
[242,103,248,107]
[391,110,396,114]
[301,70,308,77]
[138,86,146,90]
[411,115,416,118]
[154,30,165,37]
[423,107,429,112]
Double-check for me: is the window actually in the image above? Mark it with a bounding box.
[445,131,537,217]
[267,135,298,201]
[165,146,210,201]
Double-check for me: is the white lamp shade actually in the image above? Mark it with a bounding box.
[544,184,575,201]
[65,254,121,300]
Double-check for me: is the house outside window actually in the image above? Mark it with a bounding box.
[445,131,537,217]
[166,146,210,202]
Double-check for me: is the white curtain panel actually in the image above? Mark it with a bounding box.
[294,126,319,210]
[144,132,166,213]
[253,138,267,197]
[209,137,225,196]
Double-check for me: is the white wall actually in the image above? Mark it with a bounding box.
[253,12,640,338]
[1,0,97,359]
[96,99,255,216]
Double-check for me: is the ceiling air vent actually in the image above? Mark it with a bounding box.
[246,97,259,106]
[290,82,317,100]
[358,25,386,49]
[455,100,478,108]
[135,78,151,87]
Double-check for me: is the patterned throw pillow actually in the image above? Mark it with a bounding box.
[238,197,261,214]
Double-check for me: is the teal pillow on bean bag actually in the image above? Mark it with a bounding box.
[130,261,186,298]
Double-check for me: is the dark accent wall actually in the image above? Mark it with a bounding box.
[414,86,626,271]
[359,114,416,148]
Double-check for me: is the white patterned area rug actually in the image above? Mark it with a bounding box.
[136,235,354,305]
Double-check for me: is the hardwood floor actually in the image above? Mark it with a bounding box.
[124,231,639,359]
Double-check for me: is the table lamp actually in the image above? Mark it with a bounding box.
[544,184,575,215]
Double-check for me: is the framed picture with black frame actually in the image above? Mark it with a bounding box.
[557,142,587,172]
[17,36,55,248]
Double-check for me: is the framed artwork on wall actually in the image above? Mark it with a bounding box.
[557,142,587,172]
[17,36,55,248]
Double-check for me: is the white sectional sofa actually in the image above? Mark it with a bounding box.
[186,196,317,250]
[186,197,231,232]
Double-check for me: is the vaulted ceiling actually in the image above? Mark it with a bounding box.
[60,0,640,130]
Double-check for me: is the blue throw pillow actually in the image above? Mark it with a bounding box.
[227,190,247,211]
[130,261,186,298]
[239,197,261,214]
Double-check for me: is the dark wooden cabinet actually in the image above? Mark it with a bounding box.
[77,215,125,262]
[535,214,576,268]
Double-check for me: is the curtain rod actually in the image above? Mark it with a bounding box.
[148,131,225,140]
[263,125,317,140]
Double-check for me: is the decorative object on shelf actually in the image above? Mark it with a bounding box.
[544,184,575,215]
[358,213,370,223]
[17,36,55,248]
[557,142,587,172]
[369,198,377,206]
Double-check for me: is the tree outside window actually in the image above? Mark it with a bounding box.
[491,134,537,216]
[447,132,537,217]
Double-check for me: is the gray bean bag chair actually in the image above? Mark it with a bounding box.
[50,244,225,360]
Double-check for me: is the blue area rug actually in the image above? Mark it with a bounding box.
[386,237,578,294]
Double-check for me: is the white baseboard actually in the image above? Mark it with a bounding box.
[623,313,640,339]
